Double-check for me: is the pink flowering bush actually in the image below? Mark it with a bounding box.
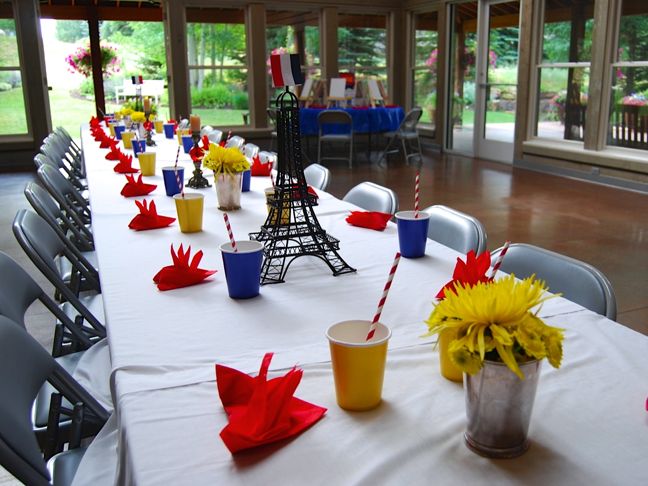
[66,42,120,78]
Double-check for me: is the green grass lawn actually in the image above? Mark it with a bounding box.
[192,107,248,127]
[461,110,516,125]
[0,88,29,135]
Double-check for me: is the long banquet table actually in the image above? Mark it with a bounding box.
[78,126,648,485]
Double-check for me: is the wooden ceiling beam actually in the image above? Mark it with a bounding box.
[39,5,163,21]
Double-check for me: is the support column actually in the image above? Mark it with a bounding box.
[163,0,189,119]
[12,0,50,141]
[436,6,448,146]
[320,7,338,80]
[246,3,267,128]
[514,0,534,160]
[388,10,407,107]
[87,7,106,117]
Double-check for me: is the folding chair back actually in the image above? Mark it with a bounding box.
[343,182,398,215]
[225,135,245,150]
[243,143,260,159]
[37,165,92,229]
[304,163,331,191]
[424,205,488,255]
[492,243,617,320]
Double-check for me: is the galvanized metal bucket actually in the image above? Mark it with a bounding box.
[464,359,541,458]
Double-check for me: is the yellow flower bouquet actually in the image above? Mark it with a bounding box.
[424,274,564,379]
[130,111,146,123]
[202,143,250,174]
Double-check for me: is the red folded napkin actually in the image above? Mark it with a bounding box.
[216,353,327,454]
[436,250,492,300]
[128,199,175,231]
[250,154,272,176]
[120,174,157,197]
[113,152,138,174]
[105,146,122,160]
[345,211,392,231]
[89,116,101,128]
[153,244,216,291]
[189,135,210,162]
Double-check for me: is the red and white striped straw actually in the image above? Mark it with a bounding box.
[490,240,511,279]
[222,213,238,252]
[366,252,401,341]
[414,171,420,218]
[173,146,184,198]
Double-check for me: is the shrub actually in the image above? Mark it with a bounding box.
[232,91,248,110]
[79,77,94,96]
[191,84,232,108]
[0,82,12,92]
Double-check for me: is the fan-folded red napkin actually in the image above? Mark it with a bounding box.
[113,152,139,174]
[99,136,117,149]
[120,174,157,197]
[189,135,210,161]
[436,250,492,300]
[128,199,175,231]
[89,116,101,128]
[345,211,392,231]
[153,244,216,291]
[250,154,272,176]
[105,146,122,160]
[216,352,327,454]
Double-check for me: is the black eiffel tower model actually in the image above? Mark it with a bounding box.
[249,88,356,284]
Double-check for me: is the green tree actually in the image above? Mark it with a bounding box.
[338,27,386,75]
[55,20,88,43]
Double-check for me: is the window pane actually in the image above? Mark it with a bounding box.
[414,12,438,66]
[618,0,648,62]
[414,69,436,125]
[608,67,648,149]
[187,10,248,126]
[189,68,249,126]
[542,0,594,63]
[536,67,589,141]
[101,20,168,117]
[338,13,387,73]
[0,17,20,67]
[0,69,28,135]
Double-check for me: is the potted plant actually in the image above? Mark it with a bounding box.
[202,143,250,210]
[424,274,564,458]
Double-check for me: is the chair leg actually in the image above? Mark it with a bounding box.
[348,137,353,169]
[317,137,322,163]
[401,137,409,165]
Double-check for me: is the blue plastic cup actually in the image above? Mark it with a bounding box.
[182,135,194,154]
[220,241,264,299]
[162,166,185,197]
[114,125,126,140]
[163,123,175,139]
[395,210,430,258]
[132,139,147,157]
[241,170,251,192]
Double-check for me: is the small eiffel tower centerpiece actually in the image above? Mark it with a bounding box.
[250,53,355,284]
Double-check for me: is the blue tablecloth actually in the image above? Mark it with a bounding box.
[300,106,404,136]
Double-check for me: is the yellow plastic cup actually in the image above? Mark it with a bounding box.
[154,120,164,133]
[264,188,290,224]
[108,123,116,137]
[326,320,391,411]
[438,329,463,382]
[177,128,191,145]
[122,131,135,149]
[138,152,156,176]
[173,193,204,233]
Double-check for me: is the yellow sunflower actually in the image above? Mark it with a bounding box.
[425,274,564,379]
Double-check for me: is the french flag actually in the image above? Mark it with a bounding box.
[270,53,304,88]
[131,75,143,85]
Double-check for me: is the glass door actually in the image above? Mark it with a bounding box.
[474,0,520,162]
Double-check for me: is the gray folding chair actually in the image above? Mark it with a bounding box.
[491,243,617,320]
[25,182,94,253]
[205,128,223,144]
[0,253,106,452]
[38,146,87,193]
[200,125,213,137]
[317,110,354,169]
[424,205,488,255]
[259,151,278,170]
[0,315,108,482]
[377,107,423,167]
[304,163,331,191]
[243,143,260,159]
[225,135,246,150]
[12,210,104,336]
[37,164,92,229]
[24,183,98,300]
[53,127,85,178]
[343,182,398,215]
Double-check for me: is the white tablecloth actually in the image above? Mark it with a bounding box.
[78,126,648,485]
